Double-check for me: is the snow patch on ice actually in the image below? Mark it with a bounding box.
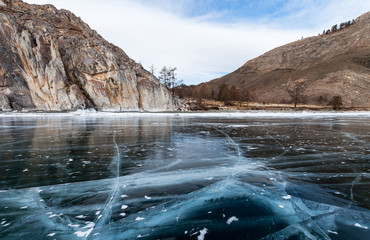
[282,195,291,199]
[74,228,93,238]
[121,205,128,210]
[135,217,145,221]
[227,216,239,225]
[198,228,208,240]
[83,222,94,229]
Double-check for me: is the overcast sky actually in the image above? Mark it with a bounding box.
[26,0,370,85]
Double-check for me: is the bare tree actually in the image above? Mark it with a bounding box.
[169,67,177,95]
[239,90,251,107]
[158,66,182,96]
[229,85,240,102]
[149,65,156,75]
[197,84,209,104]
[158,66,170,89]
[287,83,305,108]
[218,84,229,104]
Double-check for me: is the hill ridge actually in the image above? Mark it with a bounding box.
[195,11,370,108]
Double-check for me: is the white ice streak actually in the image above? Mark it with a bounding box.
[137,234,149,238]
[68,224,80,228]
[48,213,62,218]
[354,223,368,229]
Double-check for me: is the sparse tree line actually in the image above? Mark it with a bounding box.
[151,65,344,110]
[286,83,344,110]
[151,66,250,104]
[321,19,355,35]
[175,83,252,106]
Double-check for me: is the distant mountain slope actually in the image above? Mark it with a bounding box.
[197,12,370,108]
[0,0,176,112]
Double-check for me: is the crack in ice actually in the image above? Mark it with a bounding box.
[216,128,242,177]
[349,175,362,207]
[84,130,121,239]
[266,130,287,157]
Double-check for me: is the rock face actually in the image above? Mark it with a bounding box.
[0,0,176,112]
[197,12,370,108]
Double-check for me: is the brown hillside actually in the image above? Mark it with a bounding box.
[197,12,370,108]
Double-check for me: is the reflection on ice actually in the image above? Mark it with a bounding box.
[0,113,369,239]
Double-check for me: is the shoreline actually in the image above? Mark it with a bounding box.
[1,109,370,118]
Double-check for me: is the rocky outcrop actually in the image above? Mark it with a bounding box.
[0,0,176,112]
[196,12,370,108]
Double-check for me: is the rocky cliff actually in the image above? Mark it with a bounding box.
[0,0,177,112]
[197,12,370,108]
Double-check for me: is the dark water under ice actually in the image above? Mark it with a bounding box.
[0,112,369,240]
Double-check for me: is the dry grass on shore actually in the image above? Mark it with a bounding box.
[183,99,369,111]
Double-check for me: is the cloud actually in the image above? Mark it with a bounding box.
[25,0,369,85]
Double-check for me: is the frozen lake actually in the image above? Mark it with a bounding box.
[0,112,369,239]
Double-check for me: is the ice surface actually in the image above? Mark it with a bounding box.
[0,113,369,239]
